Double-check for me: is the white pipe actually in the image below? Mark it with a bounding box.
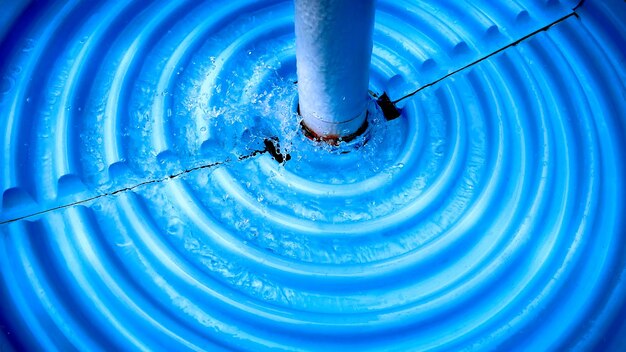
[295,0,375,140]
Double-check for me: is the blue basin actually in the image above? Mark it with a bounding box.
[1,0,625,350]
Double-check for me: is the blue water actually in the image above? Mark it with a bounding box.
[1,0,625,350]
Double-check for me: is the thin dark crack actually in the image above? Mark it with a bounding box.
[392,9,581,104]
[0,144,274,225]
[573,0,586,12]
[1,194,102,226]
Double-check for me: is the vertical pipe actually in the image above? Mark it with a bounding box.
[295,0,376,141]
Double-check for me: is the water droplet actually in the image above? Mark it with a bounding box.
[22,38,35,52]
[200,126,207,132]
[167,217,184,236]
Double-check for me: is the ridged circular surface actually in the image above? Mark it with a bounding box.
[1,0,625,351]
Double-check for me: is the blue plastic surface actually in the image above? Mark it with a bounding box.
[1,0,625,350]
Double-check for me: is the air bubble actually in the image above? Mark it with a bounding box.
[0,77,13,94]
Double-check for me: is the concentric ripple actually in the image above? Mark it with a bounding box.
[1,0,625,351]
